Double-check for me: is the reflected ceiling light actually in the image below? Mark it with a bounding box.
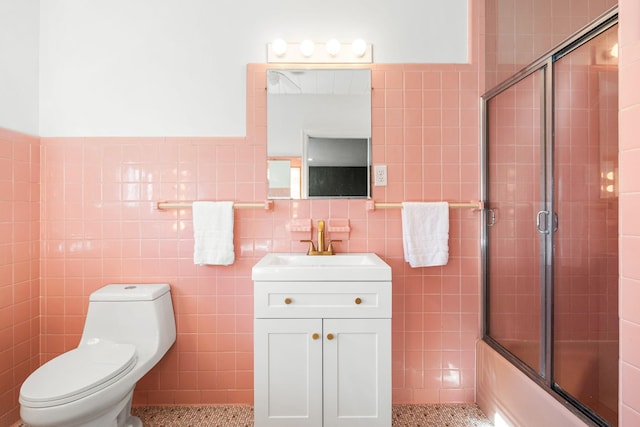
[326,39,341,56]
[610,42,619,58]
[351,39,368,57]
[300,39,315,57]
[271,38,288,57]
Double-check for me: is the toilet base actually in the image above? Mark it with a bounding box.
[115,392,141,427]
[21,386,137,427]
[119,415,142,427]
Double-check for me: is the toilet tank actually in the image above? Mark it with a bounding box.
[80,284,176,370]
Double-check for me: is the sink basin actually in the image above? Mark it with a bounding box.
[252,253,391,282]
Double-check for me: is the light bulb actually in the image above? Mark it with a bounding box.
[351,38,367,57]
[300,40,315,57]
[271,38,287,57]
[326,39,341,56]
[610,43,619,58]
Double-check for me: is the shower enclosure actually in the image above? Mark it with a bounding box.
[481,11,618,427]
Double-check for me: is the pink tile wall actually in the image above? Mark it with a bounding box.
[40,136,266,404]
[485,0,618,89]
[369,63,482,403]
[0,128,40,427]
[618,0,640,425]
[38,61,482,406]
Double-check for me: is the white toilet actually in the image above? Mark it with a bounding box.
[19,283,177,427]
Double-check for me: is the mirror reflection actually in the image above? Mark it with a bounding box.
[266,68,372,199]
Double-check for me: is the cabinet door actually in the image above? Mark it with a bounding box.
[322,318,391,427]
[254,318,323,427]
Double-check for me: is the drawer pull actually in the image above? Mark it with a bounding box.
[326,333,334,340]
[312,333,320,340]
[284,298,292,305]
[355,297,362,305]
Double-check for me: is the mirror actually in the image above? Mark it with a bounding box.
[266,68,372,199]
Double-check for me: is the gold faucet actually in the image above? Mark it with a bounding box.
[301,220,341,255]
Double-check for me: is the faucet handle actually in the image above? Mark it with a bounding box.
[300,239,316,254]
[326,240,342,255]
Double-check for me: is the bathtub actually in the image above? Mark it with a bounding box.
[476,340,618,426]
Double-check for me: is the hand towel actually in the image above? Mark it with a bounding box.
[401,202,449,267]
[192,201,235,266]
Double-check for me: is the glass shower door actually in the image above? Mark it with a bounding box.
[552,25,619,426]
[485,68,546,374]
[483,16,619,426]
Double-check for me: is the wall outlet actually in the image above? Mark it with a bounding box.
[374,164,387,186]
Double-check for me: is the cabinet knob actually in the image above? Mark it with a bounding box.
[326,333,334,340]
[355,297,362,305]
[284,298,292,305]
[312,333,320,340]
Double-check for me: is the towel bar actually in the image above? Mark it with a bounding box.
[366,201,483,211]
[156,201,273,210]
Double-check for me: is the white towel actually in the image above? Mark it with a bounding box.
[192,201,235,266]
[402,202,449,267]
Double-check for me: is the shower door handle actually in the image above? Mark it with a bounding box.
[487,209,496,227]
[536,210,549,234]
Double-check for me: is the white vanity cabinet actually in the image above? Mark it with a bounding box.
[253,281,392,427]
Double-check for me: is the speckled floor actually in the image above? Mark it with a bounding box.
[129,404,494,426]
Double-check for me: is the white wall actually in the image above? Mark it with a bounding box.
[38,0,468,137]
[0,0,39,135]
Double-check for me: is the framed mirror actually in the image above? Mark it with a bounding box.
[266,68,372,199]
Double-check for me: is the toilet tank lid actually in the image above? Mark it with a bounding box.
[90,284,171,301]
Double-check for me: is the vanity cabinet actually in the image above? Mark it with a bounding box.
[253,281,391,427]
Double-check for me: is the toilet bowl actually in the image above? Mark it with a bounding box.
[19,283,176,427]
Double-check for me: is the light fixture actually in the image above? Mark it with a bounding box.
[271,38,287,57]
[299,39,315,57]
[326,39,341,56]
[351,38,368,57]
[267,38,372,63]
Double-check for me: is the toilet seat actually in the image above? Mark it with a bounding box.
[20,340,137,408]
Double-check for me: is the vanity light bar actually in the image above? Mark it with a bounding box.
[267,38,372,63]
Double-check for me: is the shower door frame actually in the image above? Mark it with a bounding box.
[480,8,619,427]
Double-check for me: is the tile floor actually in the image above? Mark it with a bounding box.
[129,403,494,426]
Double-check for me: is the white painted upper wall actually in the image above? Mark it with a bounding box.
[0,0,40,136]
[34,0,467,137]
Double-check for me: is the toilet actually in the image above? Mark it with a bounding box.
[19,283,176,427]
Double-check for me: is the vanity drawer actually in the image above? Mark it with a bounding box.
[254,281,391,319]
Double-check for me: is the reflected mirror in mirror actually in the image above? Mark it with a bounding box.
[266,68,372,199]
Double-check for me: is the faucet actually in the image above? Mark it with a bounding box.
[301,220,341,255]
